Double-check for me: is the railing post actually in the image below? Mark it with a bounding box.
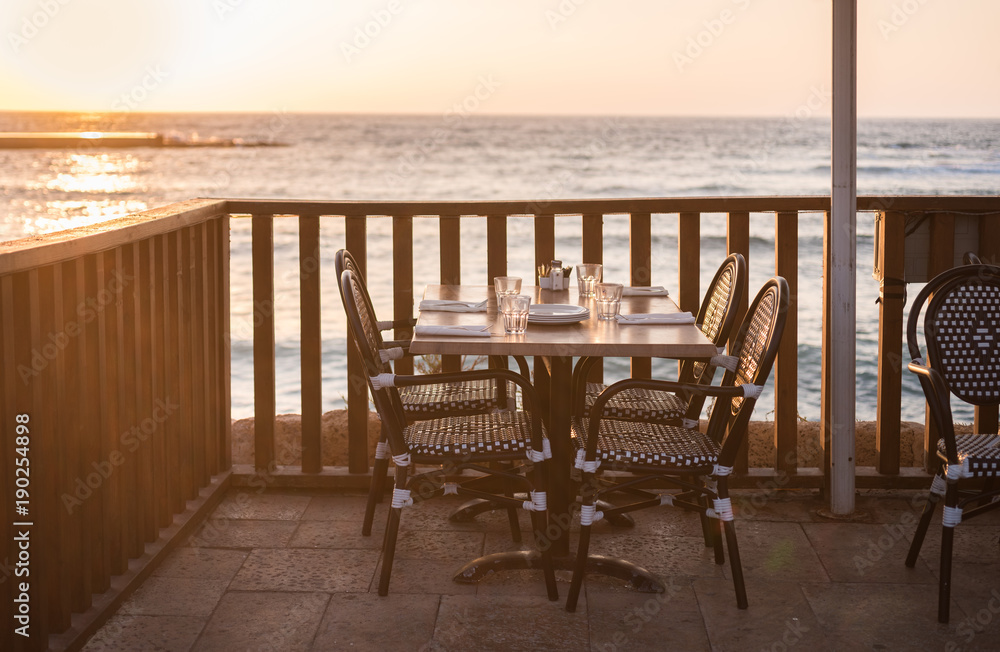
[876,211,904,474]
[252,215,276,472]
[922,212,956,471]
[727,211,750,473]
[440,214,462,373]
[726,211,750,334]
[630,211,652,380]
[486,214,508,283]
[534,214,556,283]
[581,212,603,267]
[582,212,604,384]
[393,215,415,376]
[677,212,701,316]
[218,217,232,472]
[345,215,370,474]
[775,212,799,474]
[975,215,1000,434]
[299,214,322,473]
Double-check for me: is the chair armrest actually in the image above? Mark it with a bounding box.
[576,377,757,461]
[907,359,961,463]
[379,317,417,332]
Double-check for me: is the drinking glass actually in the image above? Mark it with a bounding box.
[575,263,603,297]
[494,276,522,302]
[595,283,623,320]
[499,294,530,334]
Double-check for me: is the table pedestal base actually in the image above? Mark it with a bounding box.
[452,551,664,593]
[449,498,636,528]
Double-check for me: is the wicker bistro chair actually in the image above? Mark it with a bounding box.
[904,264,1000,623]
[339,269,559,599]
[335,249,509,419]
[573,253,747,427]
[335,249,531,537]
[565,276,788,613]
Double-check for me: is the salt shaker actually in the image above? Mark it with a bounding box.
[550,259,563,290]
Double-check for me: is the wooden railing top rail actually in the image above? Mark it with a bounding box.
[3,195,998,275]
[224,195,832,216]
[223,195,1000,217]
[0,198,227,274]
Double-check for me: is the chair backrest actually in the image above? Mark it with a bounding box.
[907,264,1000,408]
[713,276,788,459]
[335,249,371,318]
[338,267,409,445]
[680,253,747,417]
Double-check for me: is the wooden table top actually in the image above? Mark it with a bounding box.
[409,285,717,359]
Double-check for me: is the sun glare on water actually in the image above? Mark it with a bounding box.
[35,153,142,194]
[11,152,150,235]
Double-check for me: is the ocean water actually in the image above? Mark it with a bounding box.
[2,111,998,421]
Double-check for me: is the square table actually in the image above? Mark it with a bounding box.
[409,284,717,587]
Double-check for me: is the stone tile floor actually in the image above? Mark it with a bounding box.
[82,487,1000,651]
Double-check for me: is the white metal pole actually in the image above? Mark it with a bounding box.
[829,0,857,514]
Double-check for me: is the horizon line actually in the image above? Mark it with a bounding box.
[0,108,999,122]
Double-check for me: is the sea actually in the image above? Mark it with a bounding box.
[1,111,998,422]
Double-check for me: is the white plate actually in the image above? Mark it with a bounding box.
[528,304,590,324]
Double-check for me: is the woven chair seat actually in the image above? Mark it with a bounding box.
[571,417,720,469]
[939,433,1000,478]
[405,411,545,459]
[583,382,687,423]
[399,379,501,416]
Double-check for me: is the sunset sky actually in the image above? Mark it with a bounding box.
[1,0,997,118]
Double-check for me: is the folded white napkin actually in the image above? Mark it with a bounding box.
[414,325,492,337]
[615,312,695,325]
[621,286,669,296]
[418,299,488,313]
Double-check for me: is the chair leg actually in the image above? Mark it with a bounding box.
[938,482,960,624]
[723,519,748,609]
[506,478,523,544]
[566,521,591,613]
[567,473,597,613]
[529,460,557,601]
[905,480,941,567]
[377,465,408,597]
[700,486,725,564]
[529,509,559,602]
[363,451,390,536]
[939,523,954,623]
[718,480,747,609]
[711,517,725,565]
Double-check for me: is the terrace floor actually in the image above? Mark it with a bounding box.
[81,486,1000,651]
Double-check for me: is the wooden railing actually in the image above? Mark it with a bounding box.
[0,199,232,650]
[2,194,999,647]
[225,195,1000,486]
